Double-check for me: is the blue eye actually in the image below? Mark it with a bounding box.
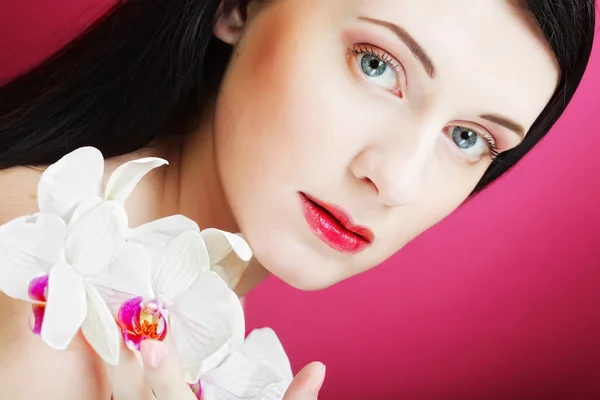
[450,126,499,160]
[452,127,479,149]
[361,54,388,77]
[350,44,403,94]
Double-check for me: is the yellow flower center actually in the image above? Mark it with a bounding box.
[135,308,164,339]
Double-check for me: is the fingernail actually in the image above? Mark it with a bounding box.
[310,363,326,395]
[140,340,165,368]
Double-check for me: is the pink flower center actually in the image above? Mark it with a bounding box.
[190,379,203,399]
[27,275,49,336]
[28,275,49,302]
[118,297,168,350]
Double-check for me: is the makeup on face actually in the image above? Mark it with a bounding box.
[211,0,559,289]
[299,192,374,254]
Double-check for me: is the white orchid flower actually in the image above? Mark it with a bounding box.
[0,145,253,371]
[94,231,246,384]
[195,328,294,400]
[38,146,200,245]
[0,201,129,365]
[0,146,199,365]
[38,147,165,222]
[129,224,253,289]
[40,146,253,286]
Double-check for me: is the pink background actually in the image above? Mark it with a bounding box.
[248,19,600,400]
[1,2,599,399]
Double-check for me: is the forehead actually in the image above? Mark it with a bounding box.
[321,0,560,130]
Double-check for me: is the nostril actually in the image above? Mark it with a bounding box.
[362,177,379,194]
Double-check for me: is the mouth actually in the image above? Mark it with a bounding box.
[298,192,374,254]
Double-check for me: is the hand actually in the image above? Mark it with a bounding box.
[107,340,197,400]
[107,339,326,400]
[283,362,326,400]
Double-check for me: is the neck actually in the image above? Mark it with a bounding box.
[155,121,270,296]
[158,127,238,233]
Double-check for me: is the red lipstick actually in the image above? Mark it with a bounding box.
[299,193,374,254]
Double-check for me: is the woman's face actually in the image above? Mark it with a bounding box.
[212,0,558,290]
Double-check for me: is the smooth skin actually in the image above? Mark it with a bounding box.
[0,0,558,398]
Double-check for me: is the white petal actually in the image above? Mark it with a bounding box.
[170,272,245,383]
[128,215,199,260]
[90,242,154,315]
[212,255,254,291]
[201,352,283,400]
[201,229,253,264]
[81,283,122,365]
[0,213,65,300]
[41,262,87,350]
[152,231,209,300]
[66,201,128,276]
[202,329,294,400]
[69,196,103,225]
[201,230,253,289]
[260,380,293,400]
[37,147,104,222]
[242,328,293,380]
[104,157,168,204]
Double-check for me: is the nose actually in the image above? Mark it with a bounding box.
[349,138,431,207]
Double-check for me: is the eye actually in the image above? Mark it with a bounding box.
[450,126,499,161]
[349,44,404,96]
[359,54,397,90]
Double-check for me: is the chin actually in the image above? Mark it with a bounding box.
[248,232,341,291]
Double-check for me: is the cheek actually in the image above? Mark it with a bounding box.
[211,18,367,288]
[213,24,364,201]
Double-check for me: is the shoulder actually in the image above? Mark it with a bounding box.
[0,166,41,225]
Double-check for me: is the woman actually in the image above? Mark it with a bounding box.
[0,0,596,399]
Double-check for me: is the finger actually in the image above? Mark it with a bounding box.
[140,340,197,400]
[283,362,326,400]
[105,340,154,400]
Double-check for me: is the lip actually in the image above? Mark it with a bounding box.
[298,192,374,254]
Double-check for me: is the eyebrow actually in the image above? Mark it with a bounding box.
[358,17,526,139]
[480,114,526,138]
[358,17,436,79]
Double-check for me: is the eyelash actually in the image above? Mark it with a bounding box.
[461,127,501,161]
[348,43,501,161]
[481,134,500,160]
[348,44,402,70]
[348,44,405,93]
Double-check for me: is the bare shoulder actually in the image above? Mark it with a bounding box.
[0,166,41,225]
[0,169,111,398]
[0,294,111,400]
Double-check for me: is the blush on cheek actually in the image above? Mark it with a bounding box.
[234,7,298,88]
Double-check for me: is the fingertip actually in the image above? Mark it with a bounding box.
[311,361,326,373]
[140,340,166,368]
[140,340,194,399]
[303,361,326,377]
[310,362,326,393]
[295,362,326,396]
